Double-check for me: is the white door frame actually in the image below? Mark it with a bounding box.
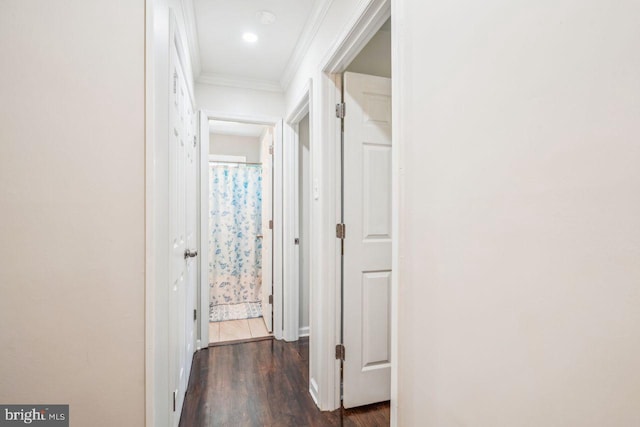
[198,110,285,342]
[197,111,209,349]
[312,0,393,413]
[283,79,312,343]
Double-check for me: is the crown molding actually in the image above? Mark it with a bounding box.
[183,0,332,93]
[181,0,202,78]
[279,0,334,92]
[320,0,390,74]
[196,73,284,93]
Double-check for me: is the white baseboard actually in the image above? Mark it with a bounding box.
[309,378,320,406]
[299,326,310,337]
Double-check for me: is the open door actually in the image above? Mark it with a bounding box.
[260,128,274,332]
[342,72,392,408]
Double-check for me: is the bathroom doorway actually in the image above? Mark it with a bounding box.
[205,119,274,344]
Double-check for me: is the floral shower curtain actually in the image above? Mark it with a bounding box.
[209,165,263,307]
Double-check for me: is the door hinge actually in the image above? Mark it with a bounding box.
[172,390,177,412]
[268,295,273,304]
[269,145,274,155]
[336,223,346,239]
[173,71,177,94]
[269,220,273,230]
[336,102,346,119]
[193,309,197,321]
[335,344,345,361]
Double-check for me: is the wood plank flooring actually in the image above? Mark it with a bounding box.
[179,338,390,427]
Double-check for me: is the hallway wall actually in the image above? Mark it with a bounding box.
[396,0,640,425]
[210,133,261,163]
[0,1,145,426]
[195,83,285,118]
[285,0,362,106]
[283,0,363,409]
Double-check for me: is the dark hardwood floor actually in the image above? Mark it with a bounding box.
[179,337,390,427]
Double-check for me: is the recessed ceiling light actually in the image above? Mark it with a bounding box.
[257,10,277,25]
[242,32,258,43]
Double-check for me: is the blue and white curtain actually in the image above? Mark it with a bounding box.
[209,165,263,306]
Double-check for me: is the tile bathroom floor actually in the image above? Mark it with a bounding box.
[208,317,271,345]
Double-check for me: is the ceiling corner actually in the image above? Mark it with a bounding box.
[279,0,335,92]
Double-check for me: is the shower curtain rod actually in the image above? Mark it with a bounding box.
[209,160,262,166]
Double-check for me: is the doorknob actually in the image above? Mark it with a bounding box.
[256,234,263,239]
[184,249,198,259]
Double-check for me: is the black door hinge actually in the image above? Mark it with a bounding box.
[335,344,345,361]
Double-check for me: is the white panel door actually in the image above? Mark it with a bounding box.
[342,72,392,408]
[169,38,191,426]
[184,94,197,394]
[261,129,274,332]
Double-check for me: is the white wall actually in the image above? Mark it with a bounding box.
[346,20,391,78]
[196,83,285,118]
[285,0,361,107]
[283,0,363,409]
[259,128,272,161]
[0,1,145,426]
[396,1,640,426]
[210,133,261,162]
[298,115,311,332]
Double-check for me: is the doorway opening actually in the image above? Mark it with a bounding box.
[297,112,311,339]
[146,1,398,425]
[204,119,274,345]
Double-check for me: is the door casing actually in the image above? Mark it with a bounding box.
[197,111,285,343]
[312,0,394,413]
[283,79,312,343]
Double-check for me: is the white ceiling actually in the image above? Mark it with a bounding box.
[209,120,268,137]
[194,0,318,88]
